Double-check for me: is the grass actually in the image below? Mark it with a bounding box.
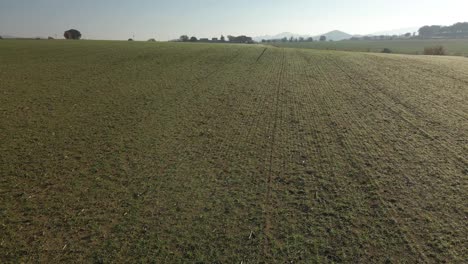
[270,38,468,56]
[1,40,467,263]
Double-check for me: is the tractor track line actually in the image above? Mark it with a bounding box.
[255,48,268,63]
[262,49,286,258]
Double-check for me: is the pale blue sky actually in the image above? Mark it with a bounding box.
[0,0,467,40]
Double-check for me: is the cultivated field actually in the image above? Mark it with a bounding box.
[1,40,467,263]
[272,38,468,56]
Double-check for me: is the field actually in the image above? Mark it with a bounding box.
[1,40,467,263]
[271,39,468,56]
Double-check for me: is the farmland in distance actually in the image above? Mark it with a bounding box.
[271,38,468,56]
[0,40,467,263]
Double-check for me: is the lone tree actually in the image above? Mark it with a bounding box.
[180,35,189,42]
[320,35,327,41]
[64,29,81,40]
[190,36,198,42]
[220,35,225,42]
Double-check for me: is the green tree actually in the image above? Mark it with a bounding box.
[180,35,189,42]
[418,25,442,38]
[227,35,253,43]
[64,29,81,40]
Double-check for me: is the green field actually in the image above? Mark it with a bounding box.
[1,40,467,263]
[271,39,468,56]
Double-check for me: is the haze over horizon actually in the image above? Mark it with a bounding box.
[1,0,467,40]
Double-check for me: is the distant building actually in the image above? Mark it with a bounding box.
[199,38,209,42]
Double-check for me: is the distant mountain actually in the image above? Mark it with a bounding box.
[0,35,17,38]
[318,30,352,41]
[254,30,353,42]
[369,27,419,36]
[253,32,300,42]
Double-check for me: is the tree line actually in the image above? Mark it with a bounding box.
[419,22,468,39]
[178,35,253,43]
[261,36,328,43]
[350,33,415,41]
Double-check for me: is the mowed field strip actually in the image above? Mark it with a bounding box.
[1,40,467,263]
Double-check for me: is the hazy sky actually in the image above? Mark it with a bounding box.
[1,0,467,40]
